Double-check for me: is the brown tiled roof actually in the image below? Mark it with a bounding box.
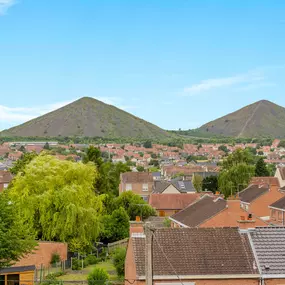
[121,172,153,183]
[239,184,269,203]
[270,196,285,210]
[0,170,13,183]
[251,177,280,187]
[132,227,258,277]
[170,195,227,227]
[148,193,199,210]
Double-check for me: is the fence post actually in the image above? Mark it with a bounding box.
[82,258,84,270]
[71,257,73,271]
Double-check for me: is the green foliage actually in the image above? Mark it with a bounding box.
[0,192,36,269]
[100,207,130,243]
[19,145,26,152]
[85,255,99,265]
[50,252,61,265]
[143,140,152,148]
[192,174,203,192]
[71,258,82,270]
[218,149,256,198]
[112,248,126,277]
[202,176,218,193]
[10,151,38,175]
[255,158,270,177]
[84,146,130,196]
[278,140,285,148]
[88,268,109,285]
[44,142,50,150]
[149,159,159,167]
[136,166,145,172]
[42,273,63,285]
[163,218,171,228]
[267,163,277,176]
[186,155,207,163]
[218,145,229,153]
[114,191,156,220]
[8,155,103,250]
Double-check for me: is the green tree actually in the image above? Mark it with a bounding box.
[43,142,50,150]
[136,166,145,172]
[100,207,130,243]
[88,268,109,285]
[218,149,255,198]
[114,191,156,220]
[255,158,270,177]
[0,192,36,269]
[278,140,285,148]
[143,140,152,148]
[19,145,26,153]
[84,147,130,196]
[192,174,203,192]
[10,152,38,175]
[202,176,218,193]
[218,145,229,153]
[267,163,276,176]
[112,248,127,277]
[8,155,102,250]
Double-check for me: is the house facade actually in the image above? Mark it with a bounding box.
[119,172,154,201]
[0,170,13,192]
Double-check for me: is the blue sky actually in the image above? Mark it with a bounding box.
[1,0,285,131]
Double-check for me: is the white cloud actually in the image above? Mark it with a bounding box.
[0,0,16,15]
[183,69,265,96]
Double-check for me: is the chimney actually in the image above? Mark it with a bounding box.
[144,222,153,285]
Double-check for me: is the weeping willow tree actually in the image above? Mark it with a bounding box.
[8,155,103,250]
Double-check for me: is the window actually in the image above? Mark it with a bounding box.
[126,184,132,191]
[159,210,166,217]
[271,209,276,220]
[142,183,148,192]
[3,183,8,189]
[245,204,249,211]
[142,196,148,202]
[7,274,19,285]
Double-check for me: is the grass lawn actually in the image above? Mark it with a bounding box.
[58,260,119,282]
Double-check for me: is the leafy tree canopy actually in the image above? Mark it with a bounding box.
[10,152,38,175]
[8,155,103,250]
[0,192,36,269]
[255,157,270,177]
[202,176,218,193]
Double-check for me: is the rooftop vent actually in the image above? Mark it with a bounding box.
[264,265,270,270]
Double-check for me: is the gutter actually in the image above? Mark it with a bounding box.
[137,274,260,280]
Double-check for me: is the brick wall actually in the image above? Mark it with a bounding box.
[14,241,68,268]
[125,239,137,285]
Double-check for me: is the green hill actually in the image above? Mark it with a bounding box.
[198,100,285,138]
[0,97,172,139]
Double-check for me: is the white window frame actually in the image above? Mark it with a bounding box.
[126,184,132,191]
[142,183,149,192]
[3,183,8,189]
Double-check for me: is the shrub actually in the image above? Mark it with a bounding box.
[85,255,99,265]
[112,248,126,277]
[71,258,82,270]
[50,252,61,265]
[87,268,109,285]
[163,218,171,228]
[42,273,63,285]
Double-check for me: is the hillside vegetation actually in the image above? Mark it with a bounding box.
[197,100,285,138]
[1,97,173,139]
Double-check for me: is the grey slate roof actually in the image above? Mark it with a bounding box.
[153,180,196,194]
[270,196,285,210]
[239,184,269,203]
[132,228,259,277]
[170,195,227,227]
[249,227,285,275]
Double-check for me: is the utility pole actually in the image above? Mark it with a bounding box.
[145,222,153,285]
